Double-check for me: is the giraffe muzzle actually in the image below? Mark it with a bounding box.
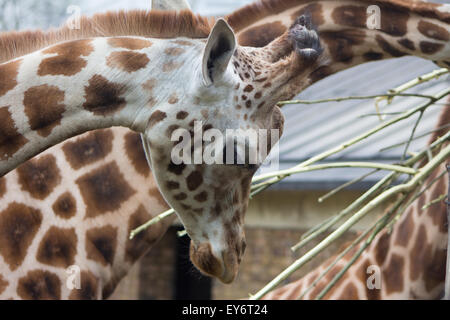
[189,242,240,284]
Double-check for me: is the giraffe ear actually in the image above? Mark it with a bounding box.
[202,18,237,87]
[151,0,191,11]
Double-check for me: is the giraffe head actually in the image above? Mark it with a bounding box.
[144,16,322,283]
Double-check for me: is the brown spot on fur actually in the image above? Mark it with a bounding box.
[0,106,28,160]
[395,210,414,247]
[124,132,150,177]
[0,59,21,96]
[375,232,390,266]
[419,41,444,55]
[39,39,93,76]
[0,203,43,271]
[62,129,113,170]
[379,7,409,36]
[424,247,447,292]
[68,271,99,300]
[76,162,136,218]
[174,193,187,201]
[0,274,7,295]
[166,181,180,190]
[148,110,167,129]
[321,30,365,63]
[168,93,179,104]
[23,85,66,137]
[376,35,406,57]
[125,205,167,263]
[36,227,77,268]
[409,224,431,281]
[194,191,208,202]
[418,20,449,41]
[86,225,118,266]
[82,74,126,115]
[398,38,416,51]
[339,282,359,300]
[168,161,186,175]
[52,192,77,219]
[17,155,61,200]
[173,40,194,46]
[17,270,61,300]
[108,37,152,50]
[186,170,203,191]
[164,47,185,56]
[106,51,149,73]
[142,78,157,92]
[0,177,5,198]
[162,61,181,72]
[363,51,384,61]
[239,22,287,48]
[384,254,405,294]
[292,3,324,26]
[332,5,366,29]
[243,85,254,93]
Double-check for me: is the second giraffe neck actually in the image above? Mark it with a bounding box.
[0,36,201,176]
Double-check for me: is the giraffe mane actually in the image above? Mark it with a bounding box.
[226,0,450,32]
[0,9,214,63]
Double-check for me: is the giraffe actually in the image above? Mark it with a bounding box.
[0,8,324,298]
[0,0,448,300]
[261,106,450,300]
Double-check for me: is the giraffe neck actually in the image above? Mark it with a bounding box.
[0,36,202,176]
[228,0,450,83]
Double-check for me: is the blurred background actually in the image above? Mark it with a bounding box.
[1,0,448,299]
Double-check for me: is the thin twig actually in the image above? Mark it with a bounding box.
[277,93,436,107]
[318,169,380,203]
[252,162,416,187]
[422,194,447,210]
[379,124,450,152]
[402,111,424,161]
